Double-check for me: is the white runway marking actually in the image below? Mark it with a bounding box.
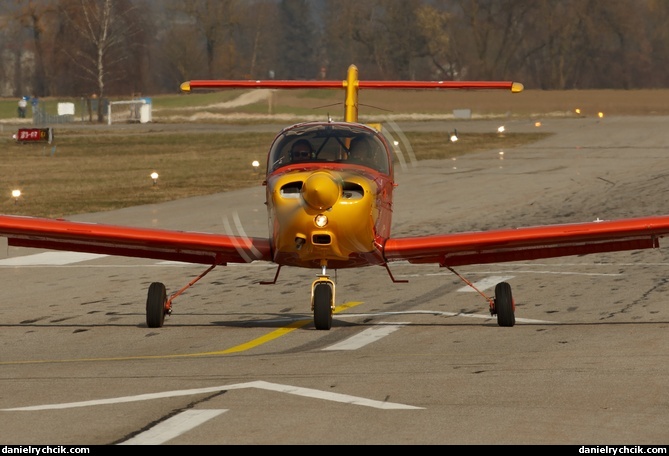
[118,409,227,445]
[457,275,514,292]
[469,269,622,276]
[2,380,422,412]
[0,252,274,267]
[0,251,107,265]
[323,323,408,350]
[335,310,555,325]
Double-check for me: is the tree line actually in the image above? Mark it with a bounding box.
[2,0,668,100]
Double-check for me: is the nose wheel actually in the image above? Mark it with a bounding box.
[312,278,335,330]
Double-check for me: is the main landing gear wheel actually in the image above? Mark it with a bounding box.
[146,282,168,328]
[494,281,515,327]
[313,282,333,330]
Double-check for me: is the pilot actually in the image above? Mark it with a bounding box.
[290,139,313,162]
[348,136,378,168]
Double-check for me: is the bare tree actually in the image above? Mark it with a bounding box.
[58,0,140,120]
[449,0,535,81]
[276,0,319,79]
[512,0,582,89]
[414,2,458,79]
[587,0,652,89]
[643,0,669,87]
[13,0,59,97]
[4,0,669,95]
[235,0,280,78]
[162,28,209,83]
[517,0,652,89]
[170,0,242,79]
[374,0,432,79]
[1,1,26,97]
[321,1,379,78]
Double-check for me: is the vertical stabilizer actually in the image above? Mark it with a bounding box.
[344,65,359,122]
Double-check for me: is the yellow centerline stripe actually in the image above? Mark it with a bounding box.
[218,318,311,354]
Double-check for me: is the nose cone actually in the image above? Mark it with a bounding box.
[302,172,340,210]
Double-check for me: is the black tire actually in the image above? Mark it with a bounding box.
[146,282,167,328]
[313,282,333,330]
[494,282,515,327]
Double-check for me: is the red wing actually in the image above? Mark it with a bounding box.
[383,216,669,267]
[0,215,272,265]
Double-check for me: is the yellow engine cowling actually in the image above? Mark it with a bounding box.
[268,169,379,268]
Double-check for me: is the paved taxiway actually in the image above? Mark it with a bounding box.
[1,116,668,444]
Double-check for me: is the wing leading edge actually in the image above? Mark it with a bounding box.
[383,215,669,267]
[0,215,272,265]
[3,213,669,269]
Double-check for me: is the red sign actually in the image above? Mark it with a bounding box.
[15,128,53,144]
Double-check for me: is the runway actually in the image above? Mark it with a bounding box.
[1,115,668,445]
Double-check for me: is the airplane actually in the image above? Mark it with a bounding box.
[3,63,669,331]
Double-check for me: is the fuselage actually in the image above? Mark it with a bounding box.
[265,121,394,269]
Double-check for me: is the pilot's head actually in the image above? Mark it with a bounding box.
[349,137,376,164]
[290,139,313,161]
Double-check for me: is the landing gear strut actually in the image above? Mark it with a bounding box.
[145,262,221,328]
[447,266,515,327]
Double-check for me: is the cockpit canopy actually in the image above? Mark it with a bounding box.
[267,122,391,175]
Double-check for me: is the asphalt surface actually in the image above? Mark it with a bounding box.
[1,115,668,445]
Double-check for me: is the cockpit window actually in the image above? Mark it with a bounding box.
[347,135,388,173]
[268,124,390,174]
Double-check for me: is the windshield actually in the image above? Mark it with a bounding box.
[268,123,390,174]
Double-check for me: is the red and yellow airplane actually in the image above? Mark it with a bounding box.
[3,64,669,330]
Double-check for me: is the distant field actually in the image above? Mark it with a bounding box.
[0,86,665,218]
[0,126,548,218]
